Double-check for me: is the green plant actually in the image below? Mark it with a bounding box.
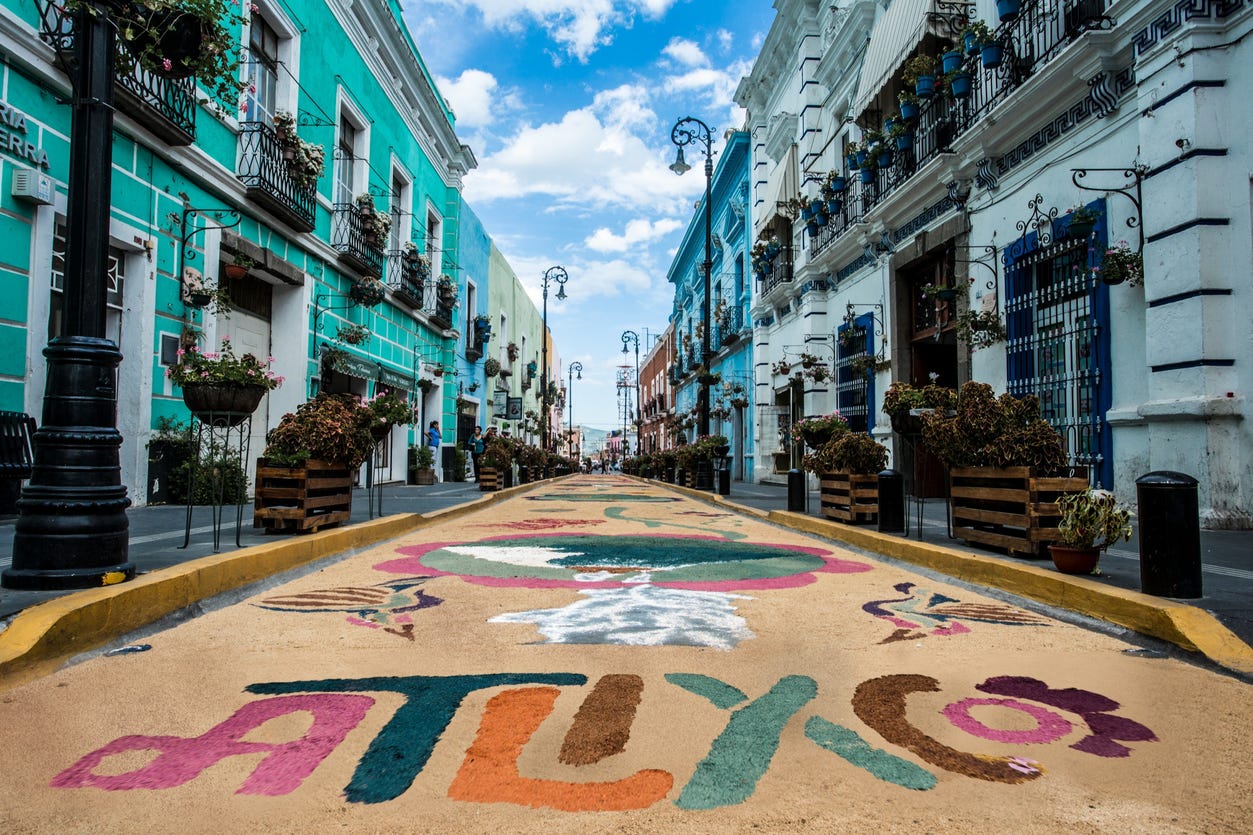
[898,89,920,106]
[921,381,1067,471]
[481,437,514,470]
[902,54,938,86]
[336,323,371,345]
[166,336,282,389]
[1098,243,1144,286]
[354,193,392,239]
[882,382,957,419]
[1056,488,1133,550]
[108,0,248,108]
[273,111,326,191]
[451,448,467,482]
[962,21,994,45]
[349,278,387,307]
[170,453,248,505]
[412,444,434,469]
[365,391,415,429]
[263,393,375,469]
[886,120,912,140]
[954,309,1008,349]
[805,432,889,475]
[1066,204,1099,224]
[792,411,849,445]
[484,357,501,377]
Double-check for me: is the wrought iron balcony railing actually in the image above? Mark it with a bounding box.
[238,122,318,232]
[37,0,196,145]
[386,253,429,310]
[760,247,794,295]
[332,203,385,278]
[430,298,455,330]
[714,305,745,350]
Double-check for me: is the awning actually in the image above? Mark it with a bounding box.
[379,365,414,390]
[851,0,943,119]
[753,145,798,238]
[329,351,377,380]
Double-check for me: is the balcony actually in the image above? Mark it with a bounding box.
[714,305,746,350]
[332,203,385,278]
[430,298,455,330]
[759,247,795,296]
[387,253,429,310]
[238,123,318,232]
[38,0,196,145]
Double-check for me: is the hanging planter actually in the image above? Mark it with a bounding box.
[860,167,876,185]
[915,76,936,97]
[941,51,963,74]
[996,0,1022,21]
[981,42,1004,69]
[949,71,974,98]
[826,198,841,215]
[828,174,846,193]
[899,97,920,122]
[349,279,386,307]
[876,148,893,167]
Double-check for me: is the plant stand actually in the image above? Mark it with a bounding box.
[364,428,389,520]
[950,466,1090,556]
[819,472,880,524]
[179,412,253,553]
[253,459,353,533]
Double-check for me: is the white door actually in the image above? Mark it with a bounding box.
[226,311,272,493]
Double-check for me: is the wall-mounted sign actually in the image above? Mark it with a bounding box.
[493,390,507,418]
[506,396,523,420]
[0,102,50,169]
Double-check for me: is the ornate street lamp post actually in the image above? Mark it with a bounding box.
[670,116,715,439]
[567,361,582,459]
[4,1,134,589]
[539,266,568,452]
[620,329,639,452]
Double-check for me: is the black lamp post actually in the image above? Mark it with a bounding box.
[539,266,568,452]
[620,329,639,450]
[670,116,715,439]
[3,2,134,589]
[566,361,582,458]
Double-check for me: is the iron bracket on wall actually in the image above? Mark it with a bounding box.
[951,243,1000,306]
[1071,166,1147,252]
[1004,192,1059,264]
[176,204,242,291]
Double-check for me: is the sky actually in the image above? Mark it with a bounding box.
[403,0,776,439]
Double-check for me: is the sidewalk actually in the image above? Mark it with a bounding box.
[2,476,1250,664]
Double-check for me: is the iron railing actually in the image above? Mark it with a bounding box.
[714,305,746,350]
[760,247,795,294]
[386,252,429,310]
[332,203,385,278]
[238,122,318,232]
[37,0,196,145]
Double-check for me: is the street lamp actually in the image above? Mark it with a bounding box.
[3,1,134,589]
[540,266,568,452]
[670,116,715,439]
[567,361,582,459]
[620,329,640,452]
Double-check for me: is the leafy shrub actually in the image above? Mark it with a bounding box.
[263,393,374,469]
[921,381,1066,471]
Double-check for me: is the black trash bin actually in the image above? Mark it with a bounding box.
[787,468,806,513]
[1136,471,1202,598]
[877,469,905,533]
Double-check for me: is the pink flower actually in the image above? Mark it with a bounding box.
[161,58,172,71]
[249,2,259,11]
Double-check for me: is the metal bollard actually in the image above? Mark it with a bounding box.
[787,468,806,513]
[718,467,731,495]
[1136,471,1201,598]
[877,469,905,533]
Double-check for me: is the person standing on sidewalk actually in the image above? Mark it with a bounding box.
[470,426,485,482]
[427,420,442,482]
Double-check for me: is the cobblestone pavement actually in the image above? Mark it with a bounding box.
[1,476,1249,833]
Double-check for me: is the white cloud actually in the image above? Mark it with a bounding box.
[585,218,682,253]
[435,69,498,127]
[662,37,708,68]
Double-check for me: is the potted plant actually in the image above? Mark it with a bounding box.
[484,357,501,377]
[1049,488,1134,574]
[1064,204,1099,240]
[166,335,282,425]
[996,0,1022,22]
[181,267,231,315]
[436,274,458,305]
[272,111,325,191]
[953,309,1008,349]
[254,394,375,532]
[364,391,414,438]
[805,363,832,383]
[335,322,371,345]
[961,21,994,54]
[806,432,889,524]
[1097,242,1143,286]
[902,54,938,97]
[115,0,247,105]
[921,281,958,304]
[882,381,957,434]
[772,359,793,376]
[410,444,436,485]
[479,436,514,490]
[349,278,387,307]
[898,90,921,122]
[941,48,964,74]
[792,410,849,449]
[887,119,914,151]
[223,254,254,281]
[354,193,391,242]
[506,342,520,361]
[943,68,974,99]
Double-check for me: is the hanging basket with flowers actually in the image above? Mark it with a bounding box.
[166,335,283,426]
[272,111,326,192]
[349,278,387,307]
[1097,242,1143,286]
[336,323,371,345]
[115,0,248,107]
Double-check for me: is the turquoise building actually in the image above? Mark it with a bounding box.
[0,0,485,497]
[667,129,755,480]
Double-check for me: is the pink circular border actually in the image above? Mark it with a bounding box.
[942,697,1073,744]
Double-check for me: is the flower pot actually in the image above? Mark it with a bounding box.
[981,42,1004,69]
[876,148,893,168]
[1067,218,1096,240]
[806,221,820,237]
[860,167,876,184]
[801,203,814,220]
[845,153,858,170]
[950,72,973,98]
[915,75,936,98]
[899,99,920,122]
[895,132,913,151]
[936,287,958,302]
[941,51,963,73]
[282,146,296,161]
[350,281,386,307]
[963,32,980,55]
[122,6,210,79]
[181,383,266,426]
[829,175,846,193]
[1048,545,1101,575]
[801,427,835,449]
[224,263,249,280]
[996,0,1021,20]
[187,291,212,308]
[826,198,841,215]
[854,149,868,167]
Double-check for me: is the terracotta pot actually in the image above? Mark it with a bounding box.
[224,263,249,280]
[1048,544,1100,575]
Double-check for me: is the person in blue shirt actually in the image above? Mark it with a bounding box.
[427,420,441,482]
[469,426,485,482]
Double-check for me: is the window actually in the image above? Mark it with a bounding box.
[464,282,477,354]
[49,220,125,345]
[244,14,279,124]
[336,115,357,206]
[389,172,406,253]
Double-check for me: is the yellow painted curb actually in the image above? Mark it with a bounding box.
[0,485,534,690]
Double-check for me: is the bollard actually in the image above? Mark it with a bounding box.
[787,468,806,512]
[696,460,714,492]
[718,467,731,495]
[877,469,905,533]
[1136,471,1201,598]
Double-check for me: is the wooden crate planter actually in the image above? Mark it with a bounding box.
[819,472,879,524]
[479,467,501,491]
[950,466,1090,556]
[253,459,353,533]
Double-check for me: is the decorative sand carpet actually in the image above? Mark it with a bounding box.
[1,476,1250,833]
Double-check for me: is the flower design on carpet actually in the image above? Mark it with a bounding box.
[254,577,442,640]
[863,582,1052,643]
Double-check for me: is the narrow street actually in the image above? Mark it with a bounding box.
[1,475,1249,833]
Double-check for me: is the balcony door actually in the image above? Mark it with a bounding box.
[244,15,279,125]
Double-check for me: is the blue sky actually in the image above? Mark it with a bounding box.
[404,0,773,438]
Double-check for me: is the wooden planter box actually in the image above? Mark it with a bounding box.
[253,459,353,534]
[819,472,879,524]
[950,466,1090,556]
[412,468,435,485]
[479,467,501,491]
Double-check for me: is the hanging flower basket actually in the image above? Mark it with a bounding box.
[350,279,386,307]
[181,383,266,427]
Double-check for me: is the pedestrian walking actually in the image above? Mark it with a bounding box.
[427,420,442,482]
[469,426,485,482]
